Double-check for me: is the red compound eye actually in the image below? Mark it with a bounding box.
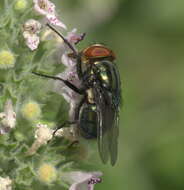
[83,44,115,59]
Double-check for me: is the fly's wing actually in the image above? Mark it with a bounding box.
[109,106,119,166]
[94,85,110,164]
[109,62,121,166]
[93,60,121,166]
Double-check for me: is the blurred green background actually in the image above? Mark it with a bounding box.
[57,0,184,189]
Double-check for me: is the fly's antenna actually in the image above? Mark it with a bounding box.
[46,23,78,56]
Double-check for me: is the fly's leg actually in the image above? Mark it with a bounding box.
[52,121,79,147]
[67,139,79,149]
[32,71,85,95]
[52,121,76,137]
[76,53,83,80]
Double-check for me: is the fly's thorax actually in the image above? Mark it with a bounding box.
[93,60,112,89]
[94,61,110,83]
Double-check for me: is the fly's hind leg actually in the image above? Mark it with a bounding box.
[53,121,76,136]
[53,121,78,141]
[53,94,86,140]
[53,121,79,149]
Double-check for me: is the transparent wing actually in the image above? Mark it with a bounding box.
[109,62,121,165]
[94,61,121,165]
[95,86,110,164]
[94,84,120,165]
[108,110,119,166]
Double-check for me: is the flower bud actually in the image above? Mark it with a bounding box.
[0,50,15,69]
[21,101,41,121]
[37,163,57,184]
[14,0,27,11]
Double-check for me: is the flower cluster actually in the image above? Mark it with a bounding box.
[23,0,67,50]
[33,0,66,29]
[23,19,41,50]
[23,3,84,119]
[22,0,84,57]
[23,0,85,119]
[0,0,103,189]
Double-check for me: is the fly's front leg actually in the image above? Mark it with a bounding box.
[76,53,83,80]
[32,71,85,95]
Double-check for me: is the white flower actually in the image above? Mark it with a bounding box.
[63,171,102,190]
[61,53,76,67]
[26,123,53,155]
[46,14,67,29]
[23,19,41,50]
[33,0,55,15]
[0,176,12,190]
[23,19,41,37]
[61,29,85,54]
[0,99,16,135]
[33,0,67,29]
[66,28,85,44]
[25,35,40,51]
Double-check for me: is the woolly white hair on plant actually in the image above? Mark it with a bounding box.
[33,0,67,29]
[0,99,16,135]
[0,176,12,190]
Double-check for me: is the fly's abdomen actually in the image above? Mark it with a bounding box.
[79,103,98,139]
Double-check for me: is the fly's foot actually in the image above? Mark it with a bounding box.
[54,126,78,142]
